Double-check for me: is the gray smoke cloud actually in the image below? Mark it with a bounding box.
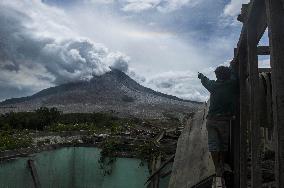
[0,0,130,100]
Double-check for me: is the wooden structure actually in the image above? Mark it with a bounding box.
[233,0,284,187]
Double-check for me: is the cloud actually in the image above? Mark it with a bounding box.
[0,0,242,103]
[223,0,249,17]
[108,52,130,72]
[133,62,231,102]
[0,0,129,100]
[119,0,201,13]
[258,58,271,68]
[121,0,160,12]
[157,0,201,13]
[135,70,210,102]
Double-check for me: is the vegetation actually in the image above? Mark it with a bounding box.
[0,107,131,132]
[135,141,164,162]
[0,107,61,130]
[0,131,32,151]
[97,137,165,175]
[98,138,122,176]
[0,107,170,171]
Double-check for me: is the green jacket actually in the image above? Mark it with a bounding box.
[200,74,237,116]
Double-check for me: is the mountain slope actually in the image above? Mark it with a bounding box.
[0,70,202,119]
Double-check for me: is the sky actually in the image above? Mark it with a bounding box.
[0,0,269,102]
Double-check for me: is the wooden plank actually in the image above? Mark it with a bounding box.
[237,4,249,23]
[192,175,215,188]
[235,0,267,58]
[145,155,174,185]
[265,1,284,187]
[247,0,267,43]
[232,48,241,188]
[233,104,240,188]
[259,68,271,73]
[27,159,41,188]
[257,46,270,55]
[263,73,273,133]
[148,155,162,188]
[247,22,262,188]
[160,170,172,178]
[238,45,249,188]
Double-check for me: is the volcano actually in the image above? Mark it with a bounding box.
[0,69,202,119]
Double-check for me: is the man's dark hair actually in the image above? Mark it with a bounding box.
[214,66,231,81]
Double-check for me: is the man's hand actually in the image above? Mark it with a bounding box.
[198,72,203,79]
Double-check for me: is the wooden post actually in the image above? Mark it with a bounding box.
[27,159,41,188]
[238,44,249,188]
[257,46,270,55]
[265,1,284,187]
[232,48,240,188]
[247,23,262,188]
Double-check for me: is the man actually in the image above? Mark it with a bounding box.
[198,65,237,187]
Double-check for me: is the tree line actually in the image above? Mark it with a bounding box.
[0,107,123,130]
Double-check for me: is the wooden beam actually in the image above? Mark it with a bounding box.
[265,0,284,187]
[233,48,240,188]
[27,159,41,188]
[259,68,271,73]
[235,0,267,59]
[145,155,174,185]
[247,0,267,43]
[233,101,240,188]
[237,4,249,23]
[160,170,172,178]
[257,46,270,55]
[238,45,249,188]
[247,21,262,188]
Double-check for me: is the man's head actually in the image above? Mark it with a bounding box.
[214,66,231,81]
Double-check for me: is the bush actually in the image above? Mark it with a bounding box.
[0,108,131,132]
[0,131,32,151]
[0,107,61,130]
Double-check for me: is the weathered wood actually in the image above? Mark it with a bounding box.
[148,155,162,188]
[259,68,271,73]
[247,0,267,43]
[238,45,249,188]
[257,46,270,55]
[263,73,273,132]
[237,4,249,23]
[160,170,172,178]
[247,21,262,188]
[192,175,215,188]
[259,74,269,128]
[233,107,240,188]
[145,155,174,185]
[265,0,284,187]
[262,73,274,150]
[27,159,41,188]
[235,0,267,58]
[232,52,241,188]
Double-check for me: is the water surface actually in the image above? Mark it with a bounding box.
[0,147,150,188]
